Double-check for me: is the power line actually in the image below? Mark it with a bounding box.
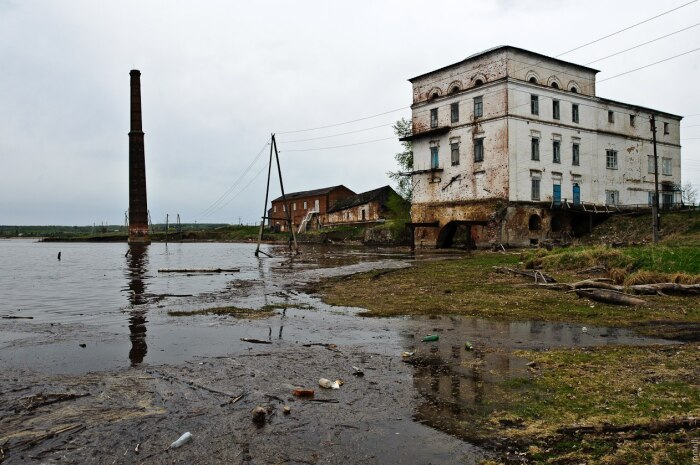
[278,122,393,143]
[195,141,269,219]
[200,163,270,220]
[556,0,698,57]
[598,47,700,83]
[276,106,409,135]
[585,22,700,65]
[280,136,397,152]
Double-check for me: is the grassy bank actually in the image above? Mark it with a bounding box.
[318,252,700,338]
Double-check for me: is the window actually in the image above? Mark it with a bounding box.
[553,140,561,163]
[529,77,538,84]
[572,143,580,166]
[474,79,484,86]
[662,192,674,209]
[552,100,560,120]
[430,108,438,128]
[570,87,578,93]
[531,138,540,161]
[283,204,286,212]
[451,142,460,166]
[273,205,277,213]
[606,149,618,169]
[630,115,636,127]
[608,110,614,123]
[293,203,297,211]
[474,138,484,162]
[531,95,539,115]
[451,102,459,123]
[551,82,559,89]
[605,190,619,206]
[303,201,307,209]
[430,146,439,169]
[473,96,483,118]
[531,179,541,201]
[648,156,656,174]
[664,122,669,135]
[572,104,579,123]
[662,157,672,175]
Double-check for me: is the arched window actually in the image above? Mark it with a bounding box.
[528,214,541,231]
[474,79,484,87]
[551,216,562,232]
[529,77,538,84]
[430,92,439,100]
[570,87,578,93]
[450,86,460,94]
[551,82,559,89]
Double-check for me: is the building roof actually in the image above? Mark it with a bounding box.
[271,185,353,203]
[408,45,600,82]
[327,185,400,213]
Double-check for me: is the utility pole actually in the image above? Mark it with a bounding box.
[651,115,661,243]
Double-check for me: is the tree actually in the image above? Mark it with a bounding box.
[387,118,413,201]
[682,181,698,206]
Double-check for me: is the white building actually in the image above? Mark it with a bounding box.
[403,46,682,248]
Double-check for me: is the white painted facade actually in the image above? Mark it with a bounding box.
[407,46,682,210]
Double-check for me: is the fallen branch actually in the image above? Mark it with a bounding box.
[240,338,272,344]
[149,371,242,398]
[492,266,556,283]
[158,268,240,273]
[19,393,90,411]
[557,416,698,436]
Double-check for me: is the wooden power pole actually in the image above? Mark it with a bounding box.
[651,115,661,243]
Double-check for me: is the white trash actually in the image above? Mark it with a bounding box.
[319,378,341,389]
[170,432,192,449]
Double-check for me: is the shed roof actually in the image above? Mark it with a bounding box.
[271,185,353,203]
[327,185,399,213]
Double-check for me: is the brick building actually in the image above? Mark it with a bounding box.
[268,185,355,232]
[326,186,405,225]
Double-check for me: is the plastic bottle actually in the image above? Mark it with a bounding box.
[170,432,192,449]
[422,334,439,342]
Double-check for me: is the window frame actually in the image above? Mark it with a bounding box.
[553,140,561,164]
[572,143,580,166]
[531,95,539,115]
[572,104,579,123]
[473,96,483,118]
[662,157,672,176]
[608,110,614,124]
[450,102,459,123]
[606,149,618,170]
[473,138,484,163]
[531,137,540,161]
[629,114,636,127]
[605,190,619,206]
[531,179,541,201]
[664,122,670,135]
[450,142,460,166]
[430,108,438,128]
[430,146,439,169]
[552,100,560,120]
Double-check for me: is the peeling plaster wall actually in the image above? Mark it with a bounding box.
[326,201,384,224]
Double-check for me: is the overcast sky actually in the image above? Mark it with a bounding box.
[1,0,698,225]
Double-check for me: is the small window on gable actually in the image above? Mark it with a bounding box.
[474,79,484,87]
[430,92,439,100]
[551,82,559,89]
[529,77,538,84]
[664,122,669,135]
[630,115,636,127]
[570,87,578,93]
[608,111,614,123]
[450,86,460,94]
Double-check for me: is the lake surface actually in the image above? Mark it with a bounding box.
[0,239,673,376]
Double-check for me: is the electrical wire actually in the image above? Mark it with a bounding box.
[199,163,270,219]
[597,47,700,83]
[276,106,408,134]
[280,136,397,152]
[555,0,698,57]
[278,122,393,143]
[584,23,700,65]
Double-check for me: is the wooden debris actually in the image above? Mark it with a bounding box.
[158,268,240,273]
[19,393,90,411]
[575,289,646,306]
[492,266,556,283]
[557,416,698,436]
[240,338,272,344]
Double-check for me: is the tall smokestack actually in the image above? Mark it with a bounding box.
[128,69,150,244]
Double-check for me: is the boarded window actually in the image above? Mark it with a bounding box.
[430,146,439,169]
[662,157,672,175]
[605,190,619,205]
[553,141,561,163]
[451,102,459,123]
[474,139,484,162]
[648,155,656,174]
[572,143,580,166]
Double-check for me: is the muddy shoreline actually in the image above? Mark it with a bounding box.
[0,244,689,464]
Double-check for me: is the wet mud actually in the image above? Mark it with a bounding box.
[0,243,678,464]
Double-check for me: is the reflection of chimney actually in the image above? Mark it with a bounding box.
[128,70,150,244]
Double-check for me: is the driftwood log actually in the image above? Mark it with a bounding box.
[531,280,700,296]
[557,416,698,436]
[575,289,647,306]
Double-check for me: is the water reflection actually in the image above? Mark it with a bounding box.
[125,245,149,366]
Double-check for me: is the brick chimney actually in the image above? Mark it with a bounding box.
[128,69,150,244]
